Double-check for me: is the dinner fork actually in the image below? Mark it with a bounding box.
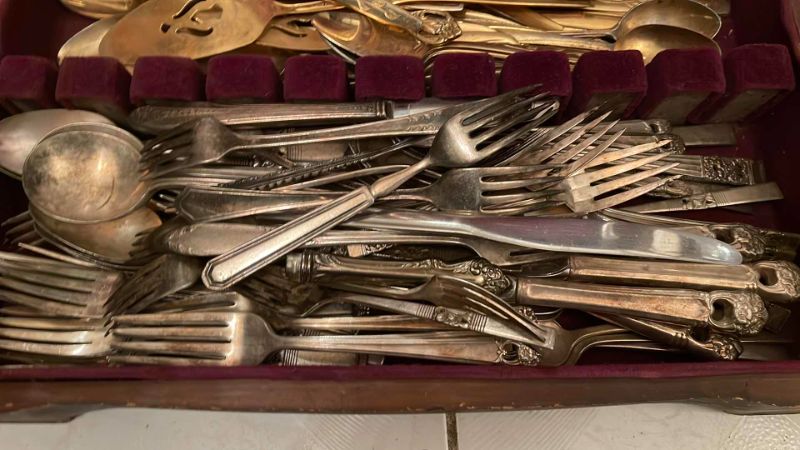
[0,252,123,317]
[104,254,202,316]
[202,88,560,289]
[138,93,551,179]
[0,315,111,359]
[109,311,541,366]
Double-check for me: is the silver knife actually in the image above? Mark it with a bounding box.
[348,210,743,265]
[624,182,784,214]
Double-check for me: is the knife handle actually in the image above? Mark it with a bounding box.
[514,278,767,335]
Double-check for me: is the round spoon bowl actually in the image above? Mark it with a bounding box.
[615,0,721,40]
[23,123,148,224]
[30,205,162,265]
[615,24,721,64]
[0,110,113,179]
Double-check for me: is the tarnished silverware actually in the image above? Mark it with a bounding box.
[109,311,541,366]
[523,255,800,303]
[625,182,784,213]
[201,89,560,289]
[600,208,800,262]
[104,255,202,315]
[0,315,111,359]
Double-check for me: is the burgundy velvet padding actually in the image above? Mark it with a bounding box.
[205,54,281,103]
[129,56,205,105]
[56,57,131,121]
[0,0,92,60]
[431,53,497,99]
[499,51,572,103]
[731,0,789,45]
[565,50,647,119]
[283,55,348,102]
[688,44,796,123]
[354,56,425,102]
[0,55,58,113]
[635,49,725,124]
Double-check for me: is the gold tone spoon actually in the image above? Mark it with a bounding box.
[58,16,121,65]
[312,11,429,58]
[253,17,330,52]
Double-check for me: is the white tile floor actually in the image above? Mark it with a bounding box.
[0,404,799,450]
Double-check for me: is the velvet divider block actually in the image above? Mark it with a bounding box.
[205,54,282,103]
[499,51,572,112]
[635,48,725,125]
[430,53,497,99]
[56,57,131,123]
[565,50,647,120]
[688,44,796,123]
[129,56,205,106]
[282,55,348,102]
[354,56,425,102]
[0,55,58,113]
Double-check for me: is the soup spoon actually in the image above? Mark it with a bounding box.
[0,109,113,179]
[22,123,240,224]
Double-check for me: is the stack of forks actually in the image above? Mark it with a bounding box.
[0,88,797,367]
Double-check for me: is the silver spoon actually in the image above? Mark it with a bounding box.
[22,123,238,224]
[0,109,112,179]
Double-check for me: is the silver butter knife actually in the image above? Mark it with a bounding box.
[348,210,743,265]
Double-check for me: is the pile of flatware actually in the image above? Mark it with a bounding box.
[59,0,726,68]
[0,86,796,367]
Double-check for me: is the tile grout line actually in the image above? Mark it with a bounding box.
[445,412,459,450]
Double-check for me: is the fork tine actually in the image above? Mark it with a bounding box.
[113,312,231,326]
[476,100,558,147]
[550,122,621,165]
[0,267,94,292]
[483,175,563,191]
[113,326,231,341]
[585,174,684,211]
[110,340,228,359]
[465,96,539,134]
[579,152,672,184]
[1,210,31,229]
[589,162,681,198]
[141,157,201,181]
[521,111,612,165]
[0,289,89,315]
[0,339,95,357]
[108,354,229,366]
[0,328,96,344]
[15,243,102,269]
[560,129,626,176]
[139,138,194,166]
[584,140,673,169]
[481,191,553,207]
[0,278,92,305]
[456,86,539,127]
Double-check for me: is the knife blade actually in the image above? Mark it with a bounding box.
[348,210,743,265]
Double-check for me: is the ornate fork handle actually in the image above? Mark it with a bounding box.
[274,332,540,366]
[561,255,800,303]
[594,313,743,361]
[514,278,768,336]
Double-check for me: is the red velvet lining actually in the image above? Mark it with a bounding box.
[130,56,205,105]
[499,51,572,104]
[205,54,282,103]
[0,55,58,111]
[56,57,131,112]
[635,48,725,120]
[565,50,647,118]
[283,55,349,102]
[354,55,425,102]
[430,53,497,99]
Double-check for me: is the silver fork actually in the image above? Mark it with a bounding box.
[104,254,202,316]
[202,88,561,290]
[321,275,555,348]
[0,315,111,359]
[0,252,123,317]
[109,311,542,366]
[137,94,546,179]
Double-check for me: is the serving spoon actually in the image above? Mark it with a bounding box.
[0,109,113,179]
[58,16,121,65]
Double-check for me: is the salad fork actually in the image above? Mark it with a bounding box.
[0,315,110,359]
